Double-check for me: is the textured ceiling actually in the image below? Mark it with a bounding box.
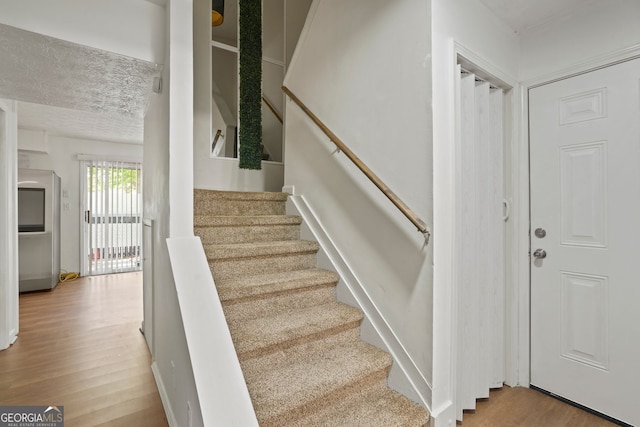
[478,0,604,33]
[0,1,606,144]
[18,102,144,144]
[0,23,161,144]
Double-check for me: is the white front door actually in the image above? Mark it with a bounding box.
[530,58,640,426]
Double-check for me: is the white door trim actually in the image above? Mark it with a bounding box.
[454,42,522,391]
[516,44,640,388]
[429,41,521,424]
[0,99,19,351]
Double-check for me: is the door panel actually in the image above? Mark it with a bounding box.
[530,58,640,426]
[559,142,607,247]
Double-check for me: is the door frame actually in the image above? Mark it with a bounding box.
[78,155,143,276]
[0,99,19,351]
[515,45,640,388]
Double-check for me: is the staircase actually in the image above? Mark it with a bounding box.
[194,189,430,426]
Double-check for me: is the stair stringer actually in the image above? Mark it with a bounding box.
[284,187,433,412]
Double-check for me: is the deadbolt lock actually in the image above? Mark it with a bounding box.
[534,228,546,238]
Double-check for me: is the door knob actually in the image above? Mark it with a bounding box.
[533,249,547,259]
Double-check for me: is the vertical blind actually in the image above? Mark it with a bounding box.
[456,66,505,420]
[84,160,143,276]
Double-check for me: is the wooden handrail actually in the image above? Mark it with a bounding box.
[211,129,222,153]
[262,95,283,124]
[282,85,430,242]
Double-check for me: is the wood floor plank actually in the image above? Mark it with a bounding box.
[460,386,619,426]
[0,272,168,427]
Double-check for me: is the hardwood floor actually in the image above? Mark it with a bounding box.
[0,272,168,427]
[2,274,623,427]
[459,386,620,427]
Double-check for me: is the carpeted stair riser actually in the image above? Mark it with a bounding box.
[289,382,430,427]
[206,241,320,281]
[194,189,287,216]
[223,287,337,323]
[194,216,302,245]
[209,253,318,282]
[194,189,430,426]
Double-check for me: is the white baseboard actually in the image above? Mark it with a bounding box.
[429,400,457,427]
[152,361,178,427]
[286,194,433,410]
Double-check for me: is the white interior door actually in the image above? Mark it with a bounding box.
[455,66,505,420]
[530,58,640,426]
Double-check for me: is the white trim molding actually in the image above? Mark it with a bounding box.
[286,192,433,410]
[524,43,640,89]
[167,236,259,427]
[0,99,19,352]
[453,42,522,393]
[76,153,143,163]
[152,361,179,427]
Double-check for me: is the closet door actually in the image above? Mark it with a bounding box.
[455,66,505,420]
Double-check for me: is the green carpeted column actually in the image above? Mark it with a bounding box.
[238,0,262,170]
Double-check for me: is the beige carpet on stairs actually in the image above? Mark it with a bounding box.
[194,189,430,427]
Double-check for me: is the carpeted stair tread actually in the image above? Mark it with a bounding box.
[226,301,363,360]
[240,336,393,426]
[288,382,429,427]
[217,268,340,303]
[223,286,336,323]
[195,215,302,244]
[205,240,319,260]
[194,189,287,216]
[210,252,318,281]
[194,214,302,227]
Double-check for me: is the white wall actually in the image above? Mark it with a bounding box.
[195,0,311,191]
[284,0,313,70]
[520,0,640,82]
[262,0,285,162]
[194,0,215,178]
[0,99,19,351]
[17,134,142,273]
[430,0,520,422]
[211,48,238,158]
[284,0,434,406]
[197,157,284,192]
[169,0,194,237]
[144,0,205,426]
[0,0,166,64]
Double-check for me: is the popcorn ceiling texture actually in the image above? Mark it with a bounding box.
[17,101,144,144]
[0,23,161,143]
